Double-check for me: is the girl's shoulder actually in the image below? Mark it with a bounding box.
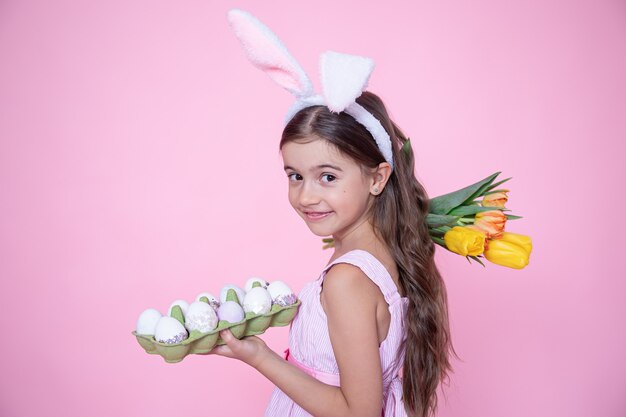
[322,249,405,302]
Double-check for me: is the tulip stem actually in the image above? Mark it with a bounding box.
[431,236,446,246]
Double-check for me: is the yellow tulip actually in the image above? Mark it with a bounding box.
[483,235,531,269]
[500,231,532,254]
[444,226,486,257]
[482,190,509,208]
[474,210,507,239]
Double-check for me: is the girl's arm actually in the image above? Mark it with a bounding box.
[212,263,384,417]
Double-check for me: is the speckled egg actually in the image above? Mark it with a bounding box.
[136,308,162,335]
[195,292,220,311]
[154,316,188,344]
[185,301,218,333]
[243,287,272,315]
[267,281,298,307]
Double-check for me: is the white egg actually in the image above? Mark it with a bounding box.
[154,316,188,344]
[243,287,272,315]
[168,299,189,316]
[244,277,269,292]
[267,280,297,307]
[136,308,162,335]
[219,284,245,305]
[185,301,218,333]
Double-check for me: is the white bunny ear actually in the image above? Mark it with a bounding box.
[320,51,375,112]
[227,9,314,98]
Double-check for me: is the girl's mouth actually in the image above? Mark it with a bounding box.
[303,211,333,221]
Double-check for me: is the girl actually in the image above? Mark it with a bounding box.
[210,8,457,417]
[208,92,456,417]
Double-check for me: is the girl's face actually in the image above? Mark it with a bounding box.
[281,138,376,240]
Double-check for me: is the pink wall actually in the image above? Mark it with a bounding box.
[1,0,624,416]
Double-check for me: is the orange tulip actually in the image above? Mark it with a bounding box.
[474,210,507,239]
[481,190,509,208]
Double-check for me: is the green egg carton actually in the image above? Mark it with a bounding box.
[133,298,301,363]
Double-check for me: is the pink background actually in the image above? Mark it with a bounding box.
[1,0,624,416]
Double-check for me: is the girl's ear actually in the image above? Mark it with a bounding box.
[370,162,392,195]
[227,9,314,98]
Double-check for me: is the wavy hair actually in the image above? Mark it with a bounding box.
[280,91,457,417]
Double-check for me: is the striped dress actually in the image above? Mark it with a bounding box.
[265,249,410,416]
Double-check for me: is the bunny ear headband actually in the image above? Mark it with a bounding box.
[226,8,394,169]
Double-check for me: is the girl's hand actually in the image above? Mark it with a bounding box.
[206,329,270,369]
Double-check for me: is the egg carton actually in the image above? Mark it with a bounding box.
[133,299,301,363]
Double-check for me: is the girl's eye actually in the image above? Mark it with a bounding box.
[321,174,336,183]
[288,173,303,181]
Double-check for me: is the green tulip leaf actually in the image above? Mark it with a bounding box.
[483,177,512,194]
[505,214,523,220]
[429,172,501,215]
[430,226,453,239]
[462,173,506,206]
[448,205,509,217]
[322,237,336,249]
[429,229,446,237]
[430,236,446,247]
[426,213,459,228]
[468,255,486,267]
[401,138,413,157]
[171,305,185,326]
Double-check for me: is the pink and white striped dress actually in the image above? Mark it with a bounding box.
[265,249,410,416]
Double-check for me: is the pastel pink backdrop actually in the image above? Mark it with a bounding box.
[1,0,624,416]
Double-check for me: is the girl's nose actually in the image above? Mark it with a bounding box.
[298,181,321,206]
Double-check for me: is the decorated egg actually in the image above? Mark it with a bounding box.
[243,287,272,315]
[244,277,269,292]
[267,281,298,307]
[219,284,245,305]
[217,301,245,324]
[168,299,190,316]
[136,308,162,335]
[154,316,188,344]
[185,301,218,333]
[195,292,220,311]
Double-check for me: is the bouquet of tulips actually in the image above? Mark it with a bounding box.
[425,171,532,269]
[322,141,532,269]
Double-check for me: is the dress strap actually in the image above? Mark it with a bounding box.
[322,249,404,305]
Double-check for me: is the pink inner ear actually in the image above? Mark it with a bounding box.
[265,67,301,93]
[229,10,311,96]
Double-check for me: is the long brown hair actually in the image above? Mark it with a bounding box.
[280,91,457,417]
